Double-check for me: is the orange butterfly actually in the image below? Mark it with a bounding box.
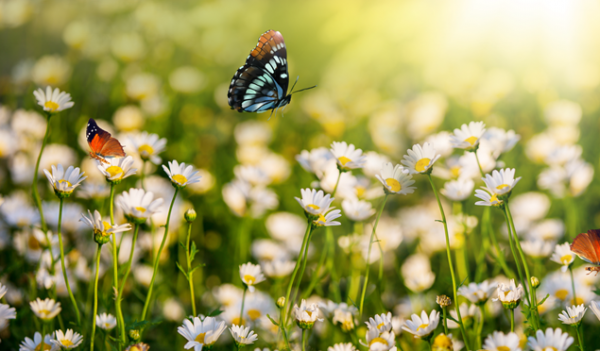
[86,118,126,164]
[570,229,600,275]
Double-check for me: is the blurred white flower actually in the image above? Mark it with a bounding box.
[447,302,479,329]
[52,329,83,350]
[293,300,323,328]
[126,72,159,100]
[239,262,265,293]
[111,33,146,62]
[509,192,550,222]
[441,179,474,202]
[474,189,502,207]
[527,328,573,351]
[342,198,375,222]
[295,188,334,216]
[30,298,61,320]
[362,151,391,178]
[557,304,586,325]
[482,168,521,195]
[402,310,440,338]
[116,188,163,223]
[449,121,486,150]
[482,331,521,351]
[330,141,366,170]
[481,127,520,159]
[96,313,117,330]
[494,279,524,306]
[296,147,335,178]
[313,208,342,227]
[128,131,167,165]
[521,239,555,259]
[169,66,205,94]
[113,105,144,132]
[31,55,71,87]
[544,100,581,126]
[163,160,202,188]
[229,325,258,346]
[33,86,74,113]
[19,332,59,351]
[458,280,497,305]
[550,243,575,272]
[234,165,271,187]
[97,156,137,182]
[401,143,440,174]
[401,254,435,292]
[261,259,295,279]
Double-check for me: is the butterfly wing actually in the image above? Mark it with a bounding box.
[228,30,290,113]
[570,229,600,264]
[86,118,126,158]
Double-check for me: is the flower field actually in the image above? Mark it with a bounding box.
[1,1,600,351]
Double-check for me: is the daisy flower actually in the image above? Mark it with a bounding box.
[401,143,440,174]
[96,312,117,330]
[521,239,555,259]
[341,198,375,222]
[80,209,132,245]
[177,316,227,351]
[328,343,356,351]
[494,279,524,309]
[0,303,16,322]
[449,121,486,150]
[330,141,366,170]
[313,208,342,227]
[239,262,266,292]
[365,312,393,334]
[261,259,296,279]
[332,304,358,332]
[296,147,335,178]
[361,328,396,351]
[431,333,454,351]
[482,168,521,196]
[441,179,474,202]
[43,164,86,198]
[375,162,416,195]
[116,188,163,224]
[474,188,503,207]
[482,127,521,158]
[558,304,586,326]
[402,310,440,338]
[19,332,59,351]
[482,331,521,351]
[458,280,497,305]
[30,298,61,320]
[96,156,137,183]
[33,86,74,113]
[125,343,150,351]
[295,188,334,216]
[51,329,83,349]
[229,325,258,347]
[527,328,573,351]
[447,303,479,329]
[293,300,323,329]
[128,131,167,164]
[163,160,202,188]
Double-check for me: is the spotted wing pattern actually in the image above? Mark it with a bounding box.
[228,30,290,113]
[86,118,126,162]
[571,229,600,265]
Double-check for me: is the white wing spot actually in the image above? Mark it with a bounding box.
[280,73,288,79]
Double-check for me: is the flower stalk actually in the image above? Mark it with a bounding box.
[56,197,81,324]
[32,113,52,231]
[90,244,102,351]
[282,221,312,325]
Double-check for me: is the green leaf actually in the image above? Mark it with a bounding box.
[176,262,189,280]
[536,294,550,307]
[190,241,199,261]
[266,314,280,327]
[445,315,459,323]
[207,308,224,317]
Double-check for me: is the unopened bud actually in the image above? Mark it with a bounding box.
[184,208,197,223]
[436,295,451,308]
[531,276,540,288]
[277,297,286,309]
[129,329,140,341]
[432,333,453,351]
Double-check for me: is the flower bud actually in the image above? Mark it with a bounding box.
[436,295,451,308]
[531,276,540,288]
[184,208,197,223]
[129,329,140,341]
[277,297,285,309]
[432,333,453,351]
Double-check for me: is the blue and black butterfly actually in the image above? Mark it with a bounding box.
[228,30,315,114]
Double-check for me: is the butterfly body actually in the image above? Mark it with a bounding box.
[570,229,600,275]
[228,30,292,113]
[86,118,126,164]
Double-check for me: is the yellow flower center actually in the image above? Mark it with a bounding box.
[172,174,188,185]
[496,184,510,190]
[28,235,41,250]
[385,178,401,192]
[247,309,261,321]
[307,204,320,210]
[105,322,112,328]
[450,166,461,178]
[39,309,51,316]
[232,317,244,326]
[572,297,584,305]
[561,254,572,264]
[464,136,478,146]
[102,221,112,231]
[106,166,124,179]
[415,158,431,172]
[138,144,154,156]
[243,275,256,285]
[377,322,385,329]
[338,156,352,166]
[497,346,511,351]
[369,337,388,346]
[44,101,60,112]
[316,214,327,225]
[130,347,140,351]
[58,179,72,187]
[135,207,146,213]
[306,310,313,317]
[194,332,206,343]
[355,186,366,198]
[433,334,453,348]
[555,289,569,300]
[60,339,73,347]
[490,194,500,204]
[416,323,429,331]
[35,342,52,351]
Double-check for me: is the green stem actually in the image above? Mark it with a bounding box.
[32,114,51,231]
[117,224,140,334]
[109,184,125,347]
[487,212,514,279]
[577,324,585,351]
[141,188,179,320]
[474,151,485,177]
[302,329,307,351]
[477,305,485,349]
[140,160,146,190]
[91,245,102,351]
[502,209,528,299]
[40,322,46,351]
[280,309,291,350]
[359,194,388,318]
[287,226,315,323]
[332,171,342,197]
[57,197,81,324]
[428,174,471,351]
[510,309,514,332]
[442,307,448,334]
[282,222,312,325]
[325,225,341,302]
[239,286,248,325]
[569,266,578,304]
[301,240,327,299]
[186,221,197,316]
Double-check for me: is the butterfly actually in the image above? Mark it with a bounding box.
[228,30,315,116]
[570,229,600,275]
[86,118,126,164]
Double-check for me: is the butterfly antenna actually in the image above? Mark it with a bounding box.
[288,76,300,94]
[268,107,276,121]
[291,85,317,94]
